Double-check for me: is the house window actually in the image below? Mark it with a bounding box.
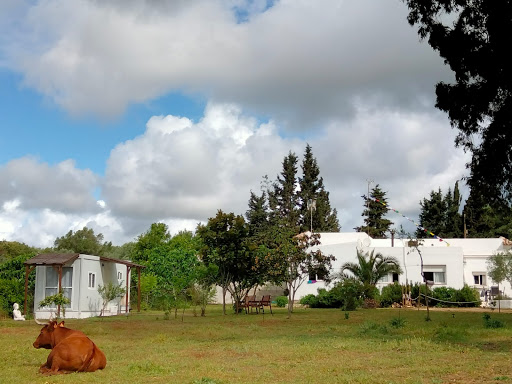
[117,271,123,280]
[423,265,446,284]
[88,272,96,289]
[379,274,389,283]
[473,273,486,286]
[308,268,327,282]
[45,267,72,307]
[379,273,399,284]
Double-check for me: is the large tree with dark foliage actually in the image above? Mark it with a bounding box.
[197,210,259,315]
[54,227,111,256]
[403,0,512,201]
[416,182,463,238]
[464,188,512,238]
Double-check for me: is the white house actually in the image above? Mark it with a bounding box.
[216,233,512,306]
[300,232,512,303]
[24,253,145,319]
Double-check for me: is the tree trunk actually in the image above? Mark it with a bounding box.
[222,286,227,315]
[287,281,293,318]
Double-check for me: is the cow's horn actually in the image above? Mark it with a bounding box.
[34,318,48,325]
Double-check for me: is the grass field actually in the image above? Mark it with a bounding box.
[1,305,511,384]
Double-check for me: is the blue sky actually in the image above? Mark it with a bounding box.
[0,69,207,175]
[0,0,469,247]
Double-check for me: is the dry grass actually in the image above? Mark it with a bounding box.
[1,306,512,384]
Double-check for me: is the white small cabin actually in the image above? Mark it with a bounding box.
[24,253,144,319]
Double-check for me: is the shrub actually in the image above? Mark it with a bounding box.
[379,283,404,307]
[431,286,457,307]
[275,296,288,308]
[390,316,406,329]
[454,285,481,307]
[300,279,363,310]
[483,313,505,328]
[299,294,317,307]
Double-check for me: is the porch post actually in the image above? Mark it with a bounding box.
[137,267,141,312]
[24,265,29,316]
[58,266,62,317]
[126,266,131,314]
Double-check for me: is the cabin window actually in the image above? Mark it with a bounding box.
[423,265,446,284]
[44,266,72,307]
[473,273,486,286]
[88,272,96,289]
[117,271,123,280]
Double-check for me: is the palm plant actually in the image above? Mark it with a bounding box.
[340,249,402,299]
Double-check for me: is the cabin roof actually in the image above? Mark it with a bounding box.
[24,253,144,268]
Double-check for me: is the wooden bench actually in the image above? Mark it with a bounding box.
[258,295,273,315]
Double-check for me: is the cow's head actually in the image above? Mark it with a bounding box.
[33,321,60,349]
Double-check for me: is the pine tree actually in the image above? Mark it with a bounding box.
[355,184,393,239]
[245,190,269,239]
[268,152,300,229]
[298,144,340,233]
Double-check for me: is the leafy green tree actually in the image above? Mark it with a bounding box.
[355,184,393,238]
[0,250,37,316]
[403,0,512,200]
[133,223,171,265]
[0,241,36,263]
[54,227,110,255]
[197,210,259,314]
[340,249,402,299]
[487,252,512,291]
[102,242,136,260]
[144,231,200,318]
[258,227,334,317]
[39,292,70,318]
[98,282,126,316]
[299,144,340,233]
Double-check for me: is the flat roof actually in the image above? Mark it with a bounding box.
[24,253,144,269]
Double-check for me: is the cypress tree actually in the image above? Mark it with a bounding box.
[355,184,393,239]
[268,151,300,229]
[299,144,340,233]
[416,188,446,238]
[245,190,269,239]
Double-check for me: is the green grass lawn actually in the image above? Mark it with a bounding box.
[1,306,511,384]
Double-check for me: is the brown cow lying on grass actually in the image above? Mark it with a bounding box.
[33,320,107,375]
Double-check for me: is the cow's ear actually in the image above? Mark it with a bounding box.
[53,322,58,329]
[58,321,65,327]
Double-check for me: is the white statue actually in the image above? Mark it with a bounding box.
[13,303,25,321]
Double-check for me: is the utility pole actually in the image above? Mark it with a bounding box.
[366,179,374,237]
